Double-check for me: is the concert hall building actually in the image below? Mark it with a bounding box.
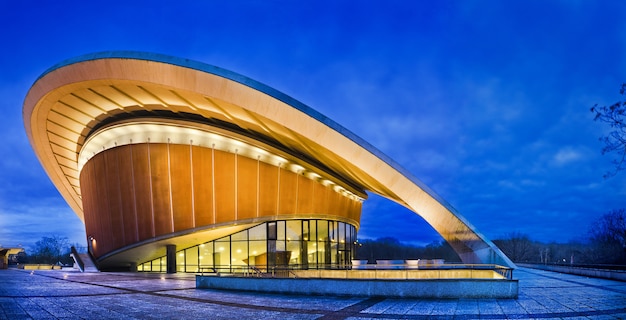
[23,52,513,272]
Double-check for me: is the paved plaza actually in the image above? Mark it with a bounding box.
[1,267,625,319]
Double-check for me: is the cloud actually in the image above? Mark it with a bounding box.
[0,200,86,252]
[553,147,584,166]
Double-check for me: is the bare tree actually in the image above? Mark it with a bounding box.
[29,235,72,265]
[587,209,626,264]
[493,232,535,262]
[591,83,626,178]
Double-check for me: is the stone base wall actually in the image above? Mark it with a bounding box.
[196,275,519,299]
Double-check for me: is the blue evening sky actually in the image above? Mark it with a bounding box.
[1,1,624,251]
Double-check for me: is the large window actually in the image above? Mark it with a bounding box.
[139,219,357,273]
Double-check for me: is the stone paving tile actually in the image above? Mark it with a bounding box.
[429,300,458,316]
[161,288,361,312]
[383,299,419,315]
[359,299,395,314]
[455,299,479,315]
[477,299,504,316]
[405,300,435,315]
[2,267,626,319]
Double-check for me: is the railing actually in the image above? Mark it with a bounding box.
[199,265,300,278]
[70,246,84,272]
[517,263,625,281]
[354,262,513,280]
[198,263,514,280]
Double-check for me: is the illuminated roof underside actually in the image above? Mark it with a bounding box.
[23,51,515,268]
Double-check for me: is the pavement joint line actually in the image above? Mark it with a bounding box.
[11,270,333,317]
[317,297,385,320]
[3,269,626,319]
[518,268,626,294]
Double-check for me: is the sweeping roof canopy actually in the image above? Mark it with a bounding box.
[23,51,514,268]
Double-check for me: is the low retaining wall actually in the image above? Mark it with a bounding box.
[518,263,626,281]
[292,269,504,279]
[197,275,518,299]
[18,264,62,270]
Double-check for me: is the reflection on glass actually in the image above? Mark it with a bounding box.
[138,220,356,273]
[185,247,198,272]
[177,251,185,272]
[277,221,285,240]
[286,236,301,265]
[248,240,267,268]
[231,241,248,269]
[286,220,301,241]
[249,224,266,240]
[231,229,247,241]
[317,221,328,242]
[215,237,231,272]
[199,243,213,271]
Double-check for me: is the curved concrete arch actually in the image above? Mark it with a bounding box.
[23,51,514,268]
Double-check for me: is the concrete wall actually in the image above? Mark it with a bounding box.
[81,143,362,259]
[197,275,518,299]
[18,265,62,270]
[518,263,626,282]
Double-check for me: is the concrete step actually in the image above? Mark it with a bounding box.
[70,252,99,272]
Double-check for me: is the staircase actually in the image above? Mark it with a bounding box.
[70,247,99,272]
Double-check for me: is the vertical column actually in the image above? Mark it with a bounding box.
[166,244,177,274]
[234,150,238,220]
[211,144,216,224]
[167,139,174,233]
[189,141,195,228]
[256,156,260,218]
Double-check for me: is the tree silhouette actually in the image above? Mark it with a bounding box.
[591,83,626,178]
[587,209,626,264]
[29,236,73,265]
[493,232,534,262]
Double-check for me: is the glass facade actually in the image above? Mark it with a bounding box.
[138,219,357,273]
